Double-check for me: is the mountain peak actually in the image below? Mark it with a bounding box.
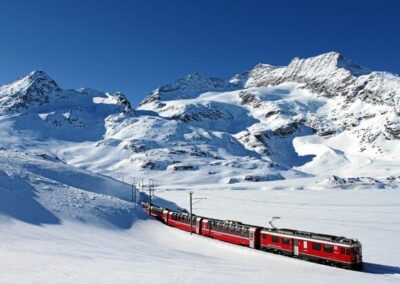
[26,70,52,81]
[8,70,61,92]
[292,51,341,63]
[315,51,341,59]
[176,72,227,87]
[289,52,370,77]
[0,70,62,110]
[140,72,235,106]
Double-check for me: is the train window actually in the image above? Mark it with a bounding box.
[312,243,321,251]
[243,227,249,237]
[282,238,290,245]
[340,248,350,255]
[324,244,334,253]
[272,236,279,243]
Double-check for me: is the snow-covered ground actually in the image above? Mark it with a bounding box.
[1,188,399,284]
[0,150,399,283]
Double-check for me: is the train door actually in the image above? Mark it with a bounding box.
[162,210,168,223]
[202,219,210,236]
[196,218,202,234]
[293,239,299,256]
[250,228,255,248]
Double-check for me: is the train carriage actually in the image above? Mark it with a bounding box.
[201,218,261,249]
[167,211,202,234]
[149,205,164,221]
[260,228,363,269]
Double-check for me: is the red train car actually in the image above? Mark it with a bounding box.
[167,211,202,234]
[148,205,164,221]
[142,203,169,224]
[260,228,363,269]
[201,218,261,249]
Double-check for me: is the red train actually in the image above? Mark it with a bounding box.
[142,202,363,270]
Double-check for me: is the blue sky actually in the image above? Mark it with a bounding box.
[1,0,399,105]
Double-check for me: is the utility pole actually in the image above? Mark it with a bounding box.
[189,191,193,235]
[141,178,144,207]
[131,177,136,204]
[132,178,137,204]
[189,193,206,235]
[148,180,152,216]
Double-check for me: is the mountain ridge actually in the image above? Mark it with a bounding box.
[0,51,399,189]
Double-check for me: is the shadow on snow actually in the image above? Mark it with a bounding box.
[363,262,400,275]
[0,170,60,225]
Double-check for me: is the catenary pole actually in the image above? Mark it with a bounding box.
[148,179,152,216]
[189,191,193,235]
[131,177,135,203]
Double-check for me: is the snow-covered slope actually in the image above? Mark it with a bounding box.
[0,150,136,227]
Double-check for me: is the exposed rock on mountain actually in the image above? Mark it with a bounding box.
[139,72,236,107]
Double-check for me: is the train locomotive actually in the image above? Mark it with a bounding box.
[142,202,363,270]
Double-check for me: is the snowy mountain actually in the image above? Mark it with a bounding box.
[136,52,400,182]
[0,53,399,188]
